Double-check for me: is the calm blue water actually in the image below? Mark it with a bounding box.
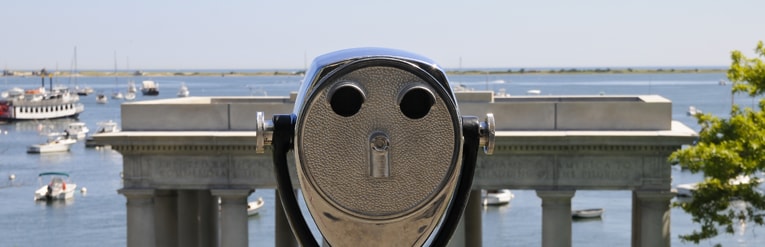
[0,72,762,246]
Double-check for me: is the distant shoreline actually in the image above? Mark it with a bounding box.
[2,68,728,77]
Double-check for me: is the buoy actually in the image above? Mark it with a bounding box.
[81,187,87,193]
[8,174,15,181]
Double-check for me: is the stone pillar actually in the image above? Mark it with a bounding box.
[154,189,178,247]
[631,190,674,247]
[536,190,576,247]
[213,189,252,247]
[177,190,199,247]
[210,194,220,247]
[275,190,299,247]
[197,190,215,247]
[119,188,156,247]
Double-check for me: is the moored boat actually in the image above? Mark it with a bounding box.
[111,91,124,100]
[482,189,514,206]
[572,208,604,219]
[675,183,698,197]
[177,83,189,97]
[127,80,137,93]
[64,122,89,139]
[248,197,265,216]
[34,172,77,201]
[27,132,77,153]
[85,120,120,148]
[124,92,136,101]
[75,86,93,96]
[0,86,84,122]
[675,175,760,198]
[96,93,108,104]
[141,80,159,96]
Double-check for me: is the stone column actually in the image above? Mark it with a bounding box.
[213,189,252,247]
[631,190,674,247]
[177,190,199,247]
[275,190,299,247]
[210,194,220,247]
[197,190,215,247]
[536,190,576,247]
[119,188,156,247]
[154,189,178,247]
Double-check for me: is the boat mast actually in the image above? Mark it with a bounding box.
[114,50,118,89]
[74,46,78,87]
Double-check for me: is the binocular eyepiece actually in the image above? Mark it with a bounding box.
[257,47,494,246]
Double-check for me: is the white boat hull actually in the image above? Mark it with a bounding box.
[27,138,76,153]
[34,184,77,201]
[675,183,698,197]
[34,172,77,201]
[64,122,89,140]
[0,88,84,121]
[248,197,265,216]
[572,208,604,218]
[482,189,514,206]
[124,92,136,101]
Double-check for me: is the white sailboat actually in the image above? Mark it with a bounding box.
[127,80,137,93]
[111,51,124,100]
[124,92,136,101]
[70,47,93,96]
[125,80,137,101]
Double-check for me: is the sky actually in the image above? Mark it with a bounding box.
[1,0,764,70]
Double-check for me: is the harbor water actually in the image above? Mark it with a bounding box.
[1,72,763,246]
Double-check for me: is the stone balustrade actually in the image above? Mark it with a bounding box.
[94,92,696,247]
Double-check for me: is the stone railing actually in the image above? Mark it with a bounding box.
[94,92,696,247]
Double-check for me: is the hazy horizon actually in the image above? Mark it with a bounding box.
[3,65,729,73]
[2,1,763,70]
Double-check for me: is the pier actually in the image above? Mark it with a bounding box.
[93,91,696,247]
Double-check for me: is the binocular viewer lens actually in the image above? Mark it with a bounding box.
[399,85,435,120]
[328,83,365,117]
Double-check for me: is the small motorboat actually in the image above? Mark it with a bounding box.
[572,208,604,219]
[482,189,514,206]
[675,175,758,198]
[687,106,702,116]
[111,91,124,100]
[27,133,77,153]
[141,80,159,96]
[34,172,77,201]
[248,197,265,216]
[64,122,89,140]
[85,120,120,148]
[177,83,189,97]
[76,86,93,96]
[96,93,108,104]
[675,183,698,197]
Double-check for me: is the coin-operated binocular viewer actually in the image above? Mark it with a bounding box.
[254,48,495,246]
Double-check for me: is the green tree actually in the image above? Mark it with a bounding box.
[670,41,765,245]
